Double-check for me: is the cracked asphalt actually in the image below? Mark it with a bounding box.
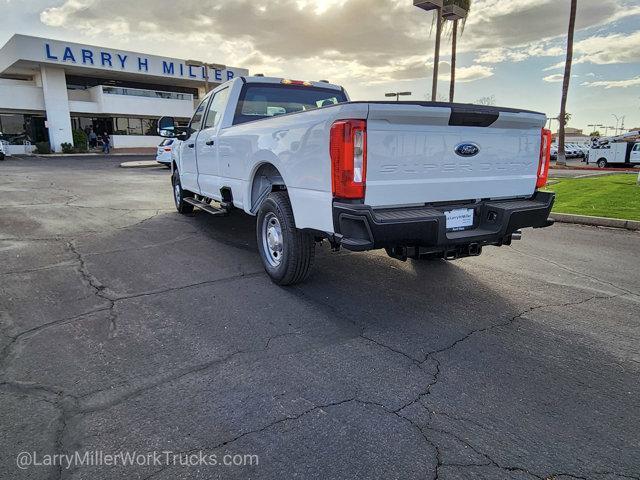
[1,155,639,480]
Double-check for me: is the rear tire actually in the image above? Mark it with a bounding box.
[597,158,607,169]
[256,191,315,285]
[172,170,194,214]
[0,153,5,161]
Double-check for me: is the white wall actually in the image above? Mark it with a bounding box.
[100,90,194,118]
[110,135,163,149]
[5,144,36,155]
[0,79,45,110]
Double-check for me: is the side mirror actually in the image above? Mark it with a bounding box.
[158,116,178,138]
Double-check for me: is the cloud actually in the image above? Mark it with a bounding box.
[459,0,635,52]
[543,73,579,83]
[543,74,564,83]
[542,30,640,72]
[39,0,638,71]
[573,30,640,65]
[581,75,640,89]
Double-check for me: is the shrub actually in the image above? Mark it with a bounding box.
[72,129,88,152]
[35,142,51,154]
[61,142,75,154]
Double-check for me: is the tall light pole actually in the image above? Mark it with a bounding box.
[587,123,603,135]
[414,1,444,101]
[612,114,621,135]
[385,92,412,102]
[186,59,227,94]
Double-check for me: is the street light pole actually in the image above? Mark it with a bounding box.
[612,114,620,135]
[186,59,227,95]
[413,1,444,101]
[587,124,603,136]
[385,92,412,102]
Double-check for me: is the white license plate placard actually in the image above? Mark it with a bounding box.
[445,208,474,231]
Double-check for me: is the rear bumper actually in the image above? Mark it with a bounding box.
[332,191,555,252]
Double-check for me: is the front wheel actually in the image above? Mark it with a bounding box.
[597,159,607,169]
[256,191,315,285]
[172,170,194,214]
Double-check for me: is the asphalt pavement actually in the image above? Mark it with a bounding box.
[1,155,639,480]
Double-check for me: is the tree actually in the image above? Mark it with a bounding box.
[474,95,496,106]
[557,0,578,166]
[445,0,472,102]
[589,131,600,137]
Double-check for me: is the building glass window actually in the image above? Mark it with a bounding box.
[0,113,47,144]
[114,117,128,135]
[127,118,143,136]
[143,118,157,135]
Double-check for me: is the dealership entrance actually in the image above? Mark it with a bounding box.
[0,34,248,152]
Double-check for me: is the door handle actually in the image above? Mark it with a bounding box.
[187,143,195,148]
[205,140,215,146]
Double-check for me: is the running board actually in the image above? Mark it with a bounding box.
[184,197,229,216]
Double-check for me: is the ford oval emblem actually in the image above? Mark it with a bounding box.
[455,143,480,157]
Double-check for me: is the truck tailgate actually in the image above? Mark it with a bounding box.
[364,103,547,207]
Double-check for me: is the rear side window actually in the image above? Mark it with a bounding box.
[234,84,347,125]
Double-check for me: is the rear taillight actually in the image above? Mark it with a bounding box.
[163,147,172,152]
[537,128,552,188]
[330,120,367,199]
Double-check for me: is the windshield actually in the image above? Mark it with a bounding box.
[234,83,347,125]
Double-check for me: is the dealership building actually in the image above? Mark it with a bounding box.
[0,35,248,152]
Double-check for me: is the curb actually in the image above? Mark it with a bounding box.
[13,153,155,158]
[120,160,163,168]
[551,213,640,231]
[550,165,639,173]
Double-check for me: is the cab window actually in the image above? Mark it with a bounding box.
[234,84,347,125]
[203,88,230,130]
[189,99,208,132]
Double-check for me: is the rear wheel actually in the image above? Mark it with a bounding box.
[0,153,5,161]
[172,170,194,214]
[256,191,314,285]
[597,158,607,169]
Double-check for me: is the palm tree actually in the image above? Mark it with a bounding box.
[557,0,578,166]
[444,0,471,102]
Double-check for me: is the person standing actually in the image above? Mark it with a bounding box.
[89,129,97,149]
[101,132,110,154]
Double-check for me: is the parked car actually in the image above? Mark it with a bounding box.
[157,76,554,285]
[550,145,558,160]
[156,138,177,166]
[567,143,587,158]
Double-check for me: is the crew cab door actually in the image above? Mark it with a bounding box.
[195,86,230,199]
[179,98,208,193]
[630,143,640,164]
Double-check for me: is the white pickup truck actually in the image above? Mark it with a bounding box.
[158,76,554,285]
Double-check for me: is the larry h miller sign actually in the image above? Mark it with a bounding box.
[0,35,247,83]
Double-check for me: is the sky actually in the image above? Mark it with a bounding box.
[1,0,639,133]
